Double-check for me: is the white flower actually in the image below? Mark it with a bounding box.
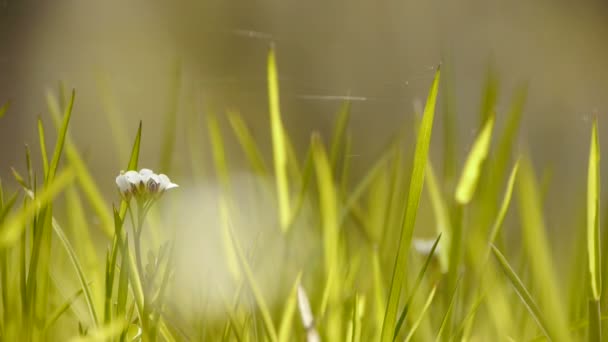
[158,173,179,191]
[116,168,178,201]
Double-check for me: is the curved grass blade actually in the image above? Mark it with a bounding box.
[380,66,440,342]
[488,159,520,246]
[425,162,450,272]
[268,47,291,233]
[435,275,461,342]
[278,272,303,342]
[52,217,100,326]
[587,119,602,342]
[228,224,278,342]
[329,101,351,170]
[38,118,49,178]
[404,286,436,342]
[47,89,75,184]
[44,287,85,332]
[491,245,551,340]
[228,111,269,175]
[394,233,441,340]
[0,167,75,247]
[587,119,601,300]
[455,115,495,205]
[0,100,9,118]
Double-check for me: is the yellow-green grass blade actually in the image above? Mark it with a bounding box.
[52,217,100,326]
[311,133,343,341]
[587,119,602,342]
[488,159,520,246]
[0,100,9,118]
[329,101,351,170]
[38,118,50,179]
[278,272,303,342]
[455,115,495,205]
[404,286,437,342]
[228,223,278,342]
[394,234,441,340]
[43,287,85,332]
[228,111,269,175]
[587,119,601,300]
[380,66,440,342]
[425,162,450,272]
[517,157,571,340]
[47,89,75,184]
[159,60,182,174]
[95,71,130,163]
[68,319,127,342]
[491,245,551,340]
[435,276,461,341]
[267,47,291,233]
[0,167,74,247]
[478,64,499,126]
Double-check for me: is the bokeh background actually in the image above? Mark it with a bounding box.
[1,0,608,231]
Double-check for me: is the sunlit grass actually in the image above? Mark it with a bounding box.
[0,47,604,341]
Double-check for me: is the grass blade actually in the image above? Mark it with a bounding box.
[0,100,9,118]
[47,89,75,184]
[52,218,100,326]
[587,119,601,300]
[278,272,303,342]
[267,47,291,232]
[380,66,440,342]
[455,115,495,205]
[488,160,520,245]
[404,286,436,342]
[393,234,441,340]
[491,245,550,340]
[228,111,269,175]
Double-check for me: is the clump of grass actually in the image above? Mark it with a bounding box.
[0,47,604,342]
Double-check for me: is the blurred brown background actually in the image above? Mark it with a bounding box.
[1,0,608,222]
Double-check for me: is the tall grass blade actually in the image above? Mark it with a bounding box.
[425,162,450,271]
[278,273,303,342]
[228,111,269,175]
[380,66,440,342]
[0,100,9,118]
[47,89,75,184]
[455,115,495,205]
[404,286,436,342]
[488,160,519,245]
[587,119,602,300]
[52,218,100,326]
[267,47,291,233]
[329,101,351,170]
[490,245,550,340]
[393,234,441,340]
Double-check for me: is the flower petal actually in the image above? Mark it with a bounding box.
[124,170,142,186]
[115,173,130,193]
[158,174,179,191]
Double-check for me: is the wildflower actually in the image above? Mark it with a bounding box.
[413,238,441,256]
[116,168,178,201]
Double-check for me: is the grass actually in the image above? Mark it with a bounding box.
[0,47,604,341]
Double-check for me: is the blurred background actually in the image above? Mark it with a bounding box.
[1,0,608,228]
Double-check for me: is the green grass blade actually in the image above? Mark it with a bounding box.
[159,60,182,173]
[478,64,499,126]
[278,272,303,342]
[517,157,571,339]
[380,66,440,342]
[267,47,291,233]
[435,276,461,341]
[44,287,85,332]
[38,118,50,180]
[47,89,75,183]
[228,224,278,342]
[488,159,519,245]
[587,119,601,300]
[126,121,142,171]
[228,111,269,175]
[404,286,436,342]
[455,115,495,205]
[329,101,351,170]
[0,167,75,247]
[394,234,441,340]
[425,162,450,272]
[491,245,551,340]
[52,217,100,326]
[0,100,9,118]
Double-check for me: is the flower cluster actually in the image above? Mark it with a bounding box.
[116,168,178,201]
